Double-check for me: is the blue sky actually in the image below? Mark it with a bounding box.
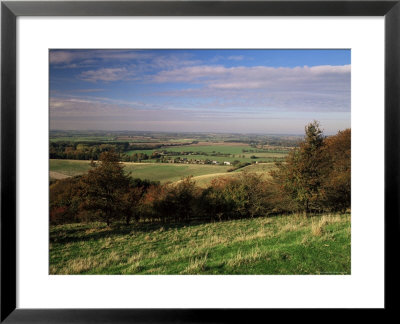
[49,49,350,134]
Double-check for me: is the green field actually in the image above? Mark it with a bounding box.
[49,159,279,185]
[129,144,253,155]
[183,163,277,187]
[50,159,93,176]
[122,163,231,183]
[126,144,287,163]
[50,159,233,183]
[50,213,351,275]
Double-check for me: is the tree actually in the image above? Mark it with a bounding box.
[271,121,328,215]
[321,129,351,212]
[122,186,144,225]
[79,151,130,226]
[154,177,200,222]
[200,173,272,221]
[50,176,82,224]
[122,178,156,225]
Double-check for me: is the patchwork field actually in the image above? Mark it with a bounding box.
[50,136,117,142]
[126,144,288,164]
[49,159,279,186]
[50,159,229,183]
[50,213,351,275]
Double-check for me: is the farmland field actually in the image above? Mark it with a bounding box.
[49,159,93,176]
[126,144,288,164]
[49,159,278,185]
[50,159,233,183]
[128,144,279,155]
[50,213,351,275]
[181,163,277,187]
[50,136,117,142]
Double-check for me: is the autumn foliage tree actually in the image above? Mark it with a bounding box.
[152,177,201,222]
[321,129,351,212]
[50,176,82,224]
[272,121,328,214]
[122,178,156,225]
[272,121,350,214]
[273,121,326,213]
[79,151,130,226]
[200,172,274,221]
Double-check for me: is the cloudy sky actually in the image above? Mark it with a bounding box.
[50,49,350,134]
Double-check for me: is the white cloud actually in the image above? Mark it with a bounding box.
[227,55,245,61]
[49,50,153,65]
[79,67,134,82]
[74,89,105,93]
[152,64,350,86]
[49,96,162,117]
[50,57,351,132]
[150,64,350,112]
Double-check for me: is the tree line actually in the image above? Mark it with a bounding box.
[50,121,350,226]
[49,141,197,161]
[50,141,130,160]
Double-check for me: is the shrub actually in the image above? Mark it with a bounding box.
[152,177,201,222]
[49,176,83,224]
[200,173,273,221]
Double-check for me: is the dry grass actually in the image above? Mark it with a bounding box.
[127,251,143,264]
[226,247,268,267]
[234,228,271,242]
[311,221,324,236]
[123,261,142,273]
[181,252,209,274]
[105,251,121,265]
[63,257,101,274]
[280,221,304,233]
[50,213,351,274]
[311,214,347,237]
[49,171,70,180]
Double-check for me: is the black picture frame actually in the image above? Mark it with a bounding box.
[1,0,399,322]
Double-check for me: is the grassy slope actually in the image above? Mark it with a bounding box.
[122,163,231,183]
[50,213,351,275]
[184,163,277,187]
[49,159,93,176]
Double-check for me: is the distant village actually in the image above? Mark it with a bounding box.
[165,157,232,165]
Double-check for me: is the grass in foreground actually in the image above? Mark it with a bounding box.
[50,213,350,275]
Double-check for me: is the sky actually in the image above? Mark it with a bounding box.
[49,49,351,135]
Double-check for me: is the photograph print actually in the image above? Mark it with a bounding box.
[49,49,351,275]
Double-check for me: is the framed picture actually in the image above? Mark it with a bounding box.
[1,0,399,321]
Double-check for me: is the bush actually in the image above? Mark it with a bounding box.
[152,177,201,222]
[200,173,273,221]
[49,176,83,224]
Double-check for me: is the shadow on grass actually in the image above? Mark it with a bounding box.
[50,218,218,245]
[50,212,348,245]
